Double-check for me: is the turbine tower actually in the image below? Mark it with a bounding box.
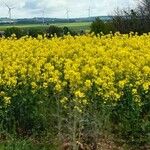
[66,8,70,23]
[88,0,92,21]
[4,3,15,24]
[88,6,91,20]
[42,10,45,25]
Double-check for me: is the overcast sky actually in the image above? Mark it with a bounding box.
[0,0,137,18]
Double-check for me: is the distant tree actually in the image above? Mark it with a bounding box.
[0,31,5,37]
[46,26,63,38]
[138,0,150,16]
[63,26,77,36]
[138,0,150,32]
[112,9,139,33]
[111,0,150,34]
[63,26,69,35]
[90,17,113,35]
[90,18,106,34]
[28,28,45,38]
[4,27,25,38]
[80,30,85,35]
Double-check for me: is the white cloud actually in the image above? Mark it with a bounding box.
[0,0,137,18]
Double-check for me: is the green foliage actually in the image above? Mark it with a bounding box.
[4,27,25,38]
[28,28,45,38]
[111,10,141,34]
[63,26,77,36]
[63,26,70,35]
[0,139,56,150]
[111,87,150,146]
[1,85,149,149]
[3,25,78,39]
[111,0,150,34]
[90,18,106,34]
[46,25,63,37]
[90,17,113,35]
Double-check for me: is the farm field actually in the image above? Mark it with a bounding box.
[0,0,150,149]
[0,22,91,32]
[0,33,150,149]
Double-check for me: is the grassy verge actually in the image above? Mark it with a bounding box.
[0,22,91,32]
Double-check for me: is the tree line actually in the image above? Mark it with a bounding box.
[2,26,78,38]
[91,0,150,35]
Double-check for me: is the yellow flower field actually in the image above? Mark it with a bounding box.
[0,33,150,107]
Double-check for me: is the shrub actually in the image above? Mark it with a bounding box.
[90,17,113,35]
[46,25,63,37]
[63,26,69,35]
[28,28,45,38]
[90,18,105,34]
[4,27,25,38]
[63,26,77,36]
[111,0,150,34]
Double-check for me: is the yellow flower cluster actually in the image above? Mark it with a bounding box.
[0,33,150,106]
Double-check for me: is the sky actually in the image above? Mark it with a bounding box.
[0,0,138,18]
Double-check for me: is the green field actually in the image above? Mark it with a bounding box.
[0,22,91,32]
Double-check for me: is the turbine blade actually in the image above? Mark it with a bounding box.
[5,3,9,8]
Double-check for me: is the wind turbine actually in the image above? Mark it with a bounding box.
[88,6,91,20]
[4,3,15,24]
[42,9,45,25]
[87,0,92,21]
[65,8,70,23]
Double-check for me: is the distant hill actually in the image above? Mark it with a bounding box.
[75,16,112,22]
[0,16,112,25]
